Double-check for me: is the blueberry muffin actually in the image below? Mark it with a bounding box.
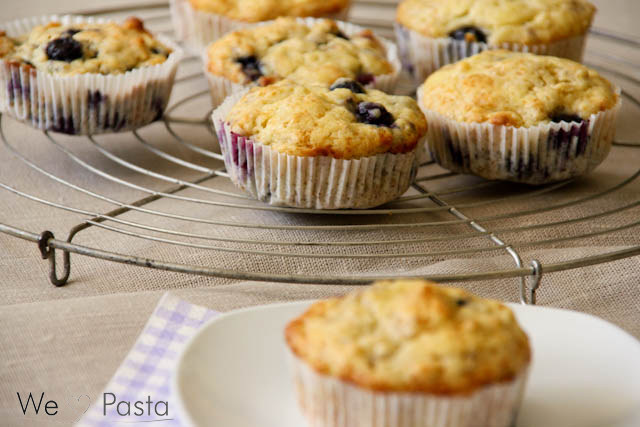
[171,0,350,50]
[285,279,531,427]
[418,50,620,184]
[0,17,172,75]
[205,17,399,106]
[189,0,349,22]
[212,80,427,209]
[0,16,181,134]
[395,0,595,82]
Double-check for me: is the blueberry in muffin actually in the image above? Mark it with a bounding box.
[448,25,487,43]
[45,36,84,62]
[329,77,365,93]
[234,55,263,82]
[354,101,395,127]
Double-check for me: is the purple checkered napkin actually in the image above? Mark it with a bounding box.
[79,293,218,426]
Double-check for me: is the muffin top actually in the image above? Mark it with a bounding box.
[0,17,171,76]
[207,18,393,86]
[419,50,618,128]
[397,0,595,45]
[225,80,427,159]
[189,0,349,22]
[285,279,531,394]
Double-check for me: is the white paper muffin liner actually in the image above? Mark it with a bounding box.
[170,0,351,52]
[203,17,401,107]
[0,15,183,135]
[418,86,621,185]
[395,24,587,85]
[415,144,432,167]
[212,90,418,209]
[289,352,530,427]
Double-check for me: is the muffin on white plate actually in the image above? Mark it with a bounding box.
[395,0,595,83]
[171,0,351,51]
[204,17,400,106]
[418,50,620,184]
[212,80,427,209]
[285,279,532,427]
[0,16,181,135]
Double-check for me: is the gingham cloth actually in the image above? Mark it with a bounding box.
[79,293,218,426]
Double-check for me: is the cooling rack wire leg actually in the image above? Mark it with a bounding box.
[521,260,543,305]
[37,230,71,287]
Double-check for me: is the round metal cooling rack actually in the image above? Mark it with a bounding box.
[1,1,640,304]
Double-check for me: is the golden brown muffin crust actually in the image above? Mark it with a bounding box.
[419,50,618,127]
[397,0,595,45]
[286,279,531,394]
[226,80,427,159]
[189,0,350,22]
[0,17,171,76]
[206,18,393,86]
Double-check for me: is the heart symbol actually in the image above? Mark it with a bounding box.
[67,395,91,421]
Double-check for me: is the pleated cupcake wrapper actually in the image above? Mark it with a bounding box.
[203,17,401,107]
[204,70,245,109]
[395,24,587,85]
[289,354,530,427]
[212,90,417,209]
[415,134,432,165]
[0,15,183,135]
[417,86,621,185]
[171,0,351,52]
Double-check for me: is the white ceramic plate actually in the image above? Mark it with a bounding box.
[173,301,640,427]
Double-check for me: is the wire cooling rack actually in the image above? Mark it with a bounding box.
[1,1,639,304]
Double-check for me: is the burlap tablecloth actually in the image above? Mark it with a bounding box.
[1,1,639,425]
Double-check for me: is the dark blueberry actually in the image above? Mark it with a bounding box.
[46,37,83,62]
[356,73,375,86]
[7,79,19,102]
[152,97,165,121]
[505,153,513,172]
[7,67,30,102]
[87,90,104,109]
[576,121,590,156]
[449,26,487,43]
[110,111,127,132]
[456,299,469,307]
[355,102,395,127]
[550,113,584,123]
[333,30,349,40]
[443,127,469,167]
[51,116,76,134]
[63,28,81,37]
[235,55,263,82]
[230,132,250,175]
[330,78,365,94]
